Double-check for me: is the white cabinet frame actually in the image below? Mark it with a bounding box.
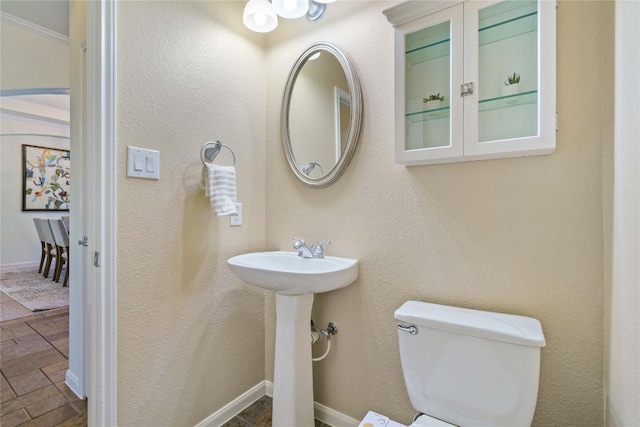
[385,0,556,166]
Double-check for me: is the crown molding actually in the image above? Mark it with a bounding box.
[0,11,69,46]
[383,0,461,27]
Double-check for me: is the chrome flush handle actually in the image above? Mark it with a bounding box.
[398,324,418,335]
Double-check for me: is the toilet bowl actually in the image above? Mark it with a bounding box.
[360,301,546,427]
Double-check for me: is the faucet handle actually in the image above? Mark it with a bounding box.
[313,240,331,258]
[292,237,305,248]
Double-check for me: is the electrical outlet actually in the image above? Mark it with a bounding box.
[230,203,242,226]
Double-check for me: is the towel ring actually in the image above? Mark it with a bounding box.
[200,140,236,166]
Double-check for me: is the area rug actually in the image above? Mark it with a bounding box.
[0,267,69,320]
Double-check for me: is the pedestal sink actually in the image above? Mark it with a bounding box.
[227,251,358,427]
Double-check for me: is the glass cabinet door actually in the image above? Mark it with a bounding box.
[464,0,555,158]
[478,0,538,142]
[396,6,464,165]
[405,21,451,149]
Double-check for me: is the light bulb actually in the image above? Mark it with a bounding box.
[284,0,297,11]
[254,13,267,26]
[272,0,308,19]
[243,0,278,32]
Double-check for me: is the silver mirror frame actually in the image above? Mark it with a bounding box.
[281,42,363,188]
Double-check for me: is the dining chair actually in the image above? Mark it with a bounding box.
[36,218,58,279]
[32,218,47,273]
[61,215,70,231]
[49,219,70,286]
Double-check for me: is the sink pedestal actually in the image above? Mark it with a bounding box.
[272,293,315,427]
[227,251,358,426]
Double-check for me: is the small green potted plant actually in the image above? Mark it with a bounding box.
[423,93,445,110]
[502,72,521,96]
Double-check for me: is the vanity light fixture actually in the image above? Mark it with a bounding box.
[243,0,332,33]
[243,0,278,33]
[306,1,326,22]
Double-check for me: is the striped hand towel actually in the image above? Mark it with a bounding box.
[203,164,238,217]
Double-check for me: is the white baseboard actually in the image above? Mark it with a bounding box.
[314,400,360,427]
[65,369,85,400]
[259,381,359,427]
[1,261,39,273]
[195,381,361,427]
[195,381,267,427]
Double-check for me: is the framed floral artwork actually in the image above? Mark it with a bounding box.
[22,144,70,211]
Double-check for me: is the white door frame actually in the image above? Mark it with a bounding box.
[85,1,118,424]
[65,39,88,399]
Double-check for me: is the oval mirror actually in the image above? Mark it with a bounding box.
[281,42,363,188]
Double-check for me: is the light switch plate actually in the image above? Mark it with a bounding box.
[127,146,160,179]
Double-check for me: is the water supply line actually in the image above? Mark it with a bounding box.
[311,322,338,362]
[313,338,331,362]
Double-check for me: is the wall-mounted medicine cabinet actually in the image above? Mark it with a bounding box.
[384,0,556,166]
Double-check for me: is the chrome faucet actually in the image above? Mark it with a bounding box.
[313,240,331,259]
[293,238,331,259]
[293,238,314,258]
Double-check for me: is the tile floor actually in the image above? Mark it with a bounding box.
[222,395,332,427]
[1,308,332,427]
[0,308,87,427]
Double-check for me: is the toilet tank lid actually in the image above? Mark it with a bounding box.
[395,301,546,347]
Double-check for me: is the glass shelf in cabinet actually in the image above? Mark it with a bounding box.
[479,3,537,46]
[479,90,537,112]
[405,106,450,123]
[405,38,450,66]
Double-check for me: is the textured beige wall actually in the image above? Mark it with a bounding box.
[113,0,616,424]
[0,22,69,90]
[265,1,608,425]
[116,2,267,425]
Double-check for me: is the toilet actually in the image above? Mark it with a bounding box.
[360,301,546,427]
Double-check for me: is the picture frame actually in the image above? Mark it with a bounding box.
[22,144,70,211]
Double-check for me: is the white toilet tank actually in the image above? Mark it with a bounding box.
[395,301,546,427]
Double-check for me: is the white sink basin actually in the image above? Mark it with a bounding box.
[227,251,358,295]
